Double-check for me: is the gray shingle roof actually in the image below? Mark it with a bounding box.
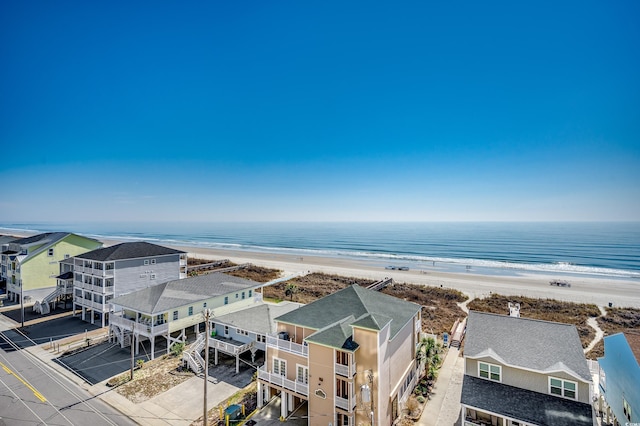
[213,302,301,335]
[465,311,591,382]
[275,285,420,348]
[13,232,68,245]
[75,241,185,261]
[110,272,259,314]
[461,375,593,426]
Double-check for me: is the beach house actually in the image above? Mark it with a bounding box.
[597,330,640,425]
[460,311,594,426]
[1,232,102,304]
[256,284,422,426]
[109,272,265,361]
[72,241,187,327]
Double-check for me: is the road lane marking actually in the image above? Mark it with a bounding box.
[1,361,47,402]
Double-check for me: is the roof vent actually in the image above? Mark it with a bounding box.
[508,302,520,318]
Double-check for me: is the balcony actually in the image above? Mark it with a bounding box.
[266,335,308,357]
[257,366,309,397]
[208,336,253,355]
[335,362,357,378]
[110,314,169,336]
[335,395,357,411]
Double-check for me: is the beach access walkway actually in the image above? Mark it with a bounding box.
[417,346,465,426]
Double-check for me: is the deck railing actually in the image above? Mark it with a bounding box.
[110,314,169,336]
[335,394,357,411]
[335,362,357,378]
[266,335,308,356]
[257,366,309,396]
[208,337,253,355]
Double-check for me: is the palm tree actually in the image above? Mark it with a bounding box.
[417,336,441,378]
[285,283,298,301]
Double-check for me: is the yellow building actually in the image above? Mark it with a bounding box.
[257,284,422,426]
[1,232,102,303]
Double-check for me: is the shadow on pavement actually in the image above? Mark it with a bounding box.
[0,315,101,350]
[55,339,168,385]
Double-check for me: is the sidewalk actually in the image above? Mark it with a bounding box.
[417,347,464,426]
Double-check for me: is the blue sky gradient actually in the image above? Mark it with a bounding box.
[1,1,639,222]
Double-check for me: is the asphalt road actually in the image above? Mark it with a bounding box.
[0,326,136,425]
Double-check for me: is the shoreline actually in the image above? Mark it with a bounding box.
[160,242,640,309]
[5,230,640,308]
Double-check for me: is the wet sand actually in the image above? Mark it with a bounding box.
[156,242,640,308]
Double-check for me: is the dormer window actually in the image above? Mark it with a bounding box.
[478,362,501,382]
[549,377,577,399]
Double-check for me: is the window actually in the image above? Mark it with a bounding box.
[549,377,577,399]
[235,293,238,299]
[248,289,252,297]
[623,398,632,421]
[188,306,193,316]
[173,311,178,320]
[64,254,70,259]
[224,325,229,336]
[224,296,228,305]
[144,260,149,266]
[242,292,245,299]
[203,302,207,308]
[48,248,54,256]
[478,362,501,382]
[151,259,156,265]
[150,274,156,280]
[273,358,286,376]
[296,365,309,384]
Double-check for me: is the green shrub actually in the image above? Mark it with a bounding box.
[171,342,185,357]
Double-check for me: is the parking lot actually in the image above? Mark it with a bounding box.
[55,339,168,385]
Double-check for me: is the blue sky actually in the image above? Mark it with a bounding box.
[1,1,639,222]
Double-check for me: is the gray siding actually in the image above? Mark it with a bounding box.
[466,357,591,404]
[113,254,182,297]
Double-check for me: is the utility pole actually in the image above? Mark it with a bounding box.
[203,309,211,426]
[20,280,24,329]
[130,321,136,381]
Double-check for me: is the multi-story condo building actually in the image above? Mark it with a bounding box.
[597,330,639,425]
[257,284,422,426]
[109,272,266,362]
[72,241,187,327]
[461,311,594,426]
[1,232,102,303]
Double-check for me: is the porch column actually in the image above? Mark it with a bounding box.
[257,382,263,408]
[236,354,240,373]
[72,302,76,317]
[166,330,171,356]
[151,336,155,360]
[287,393,293,414]
[214,348,218,365]
[193,324,198,333]
[280,391,288,419]
[101,311,105,328]
[81,306,86,321]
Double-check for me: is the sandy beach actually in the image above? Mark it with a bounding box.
[151,242,640,309]
[7,229,640,309]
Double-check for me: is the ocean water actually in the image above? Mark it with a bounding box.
[1,222,639,280]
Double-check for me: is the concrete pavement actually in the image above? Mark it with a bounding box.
[417,347,465,426]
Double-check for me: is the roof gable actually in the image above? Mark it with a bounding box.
[465,311,591,382]
[275,285,420,343]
